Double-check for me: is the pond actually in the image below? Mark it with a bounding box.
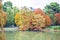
[0,31,60,40]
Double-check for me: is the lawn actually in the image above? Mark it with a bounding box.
[46,26,60,30]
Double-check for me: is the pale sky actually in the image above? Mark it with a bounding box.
[2,0,60,10]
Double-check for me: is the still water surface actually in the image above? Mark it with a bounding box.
[0,31,60,40]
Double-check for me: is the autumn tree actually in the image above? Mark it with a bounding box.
[54,13,60,25]
[44,2,60,25]
[0,2,7,31]
[34,8,52,26]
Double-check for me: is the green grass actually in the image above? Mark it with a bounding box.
[46,25,60,30]
[0,31,60,40]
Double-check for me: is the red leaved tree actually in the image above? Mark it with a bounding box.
[54,13,60,25]
[34,8,52,26]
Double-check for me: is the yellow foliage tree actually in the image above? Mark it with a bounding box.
[30,13,45,30]
[15,7,52,31]
[15,7,33,30]
[0,2,7,31]
[34,8,52,26]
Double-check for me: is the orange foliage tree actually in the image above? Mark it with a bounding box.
[34,8,52,26]
[15,7,33,30]
[15,8,52,31]
[54,13,60,25]
[0,2,7,31]
[30,13,46,30]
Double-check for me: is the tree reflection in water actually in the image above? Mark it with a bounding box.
[0,31,6,40]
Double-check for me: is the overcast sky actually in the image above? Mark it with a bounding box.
[2,0,60,10]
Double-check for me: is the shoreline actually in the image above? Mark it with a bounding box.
[0,27,60,32]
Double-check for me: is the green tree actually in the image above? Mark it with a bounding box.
[44,2,60,13]
[3,1,13,12]
[4,1,12,8]
[44,2,60,25]
[3,1,19,27]
[6,6,19,27]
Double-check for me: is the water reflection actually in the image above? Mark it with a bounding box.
[0,31,60,40]
[0,31,6,40]
[14,31,60,40]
